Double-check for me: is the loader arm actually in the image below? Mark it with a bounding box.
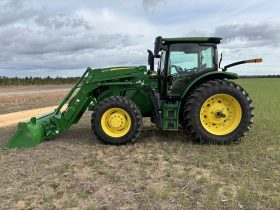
[5,68,98,148]
[43,80,97,140]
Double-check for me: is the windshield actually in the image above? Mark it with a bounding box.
[168,43,216,96]
[169,43,216,75]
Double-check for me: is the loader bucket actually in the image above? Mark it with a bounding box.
[5,68,91,149]
[5,112,53,149]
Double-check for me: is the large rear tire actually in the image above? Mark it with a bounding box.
[183,79,254,143]
[91,96,142,144]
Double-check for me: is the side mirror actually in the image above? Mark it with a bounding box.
[147,49,154,71]
[154,36,163,58]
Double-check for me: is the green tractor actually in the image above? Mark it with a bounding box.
[6,36,262,148]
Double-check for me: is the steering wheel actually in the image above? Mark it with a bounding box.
[171,64,184,73]
[185,67,197,73]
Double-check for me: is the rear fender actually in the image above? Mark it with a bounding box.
[180,71,238,100]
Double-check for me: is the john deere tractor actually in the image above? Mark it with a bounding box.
[6,36,261,148]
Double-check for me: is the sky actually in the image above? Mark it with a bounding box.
[0,0,279,77]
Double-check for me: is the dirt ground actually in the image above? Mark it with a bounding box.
[0,84,279,209]
[0,85,71,97]
[0,85,71,114]
[0,105,68,128]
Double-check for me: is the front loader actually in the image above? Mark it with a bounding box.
[6,36,262,148]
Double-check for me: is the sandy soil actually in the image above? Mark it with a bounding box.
[0,105,68,128]
[0,85,70,114]
[0,85,72,96]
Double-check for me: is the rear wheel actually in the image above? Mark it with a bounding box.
[92,96,142,144]
[183,79,254,143]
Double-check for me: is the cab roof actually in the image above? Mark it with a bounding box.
[162,37,222,44]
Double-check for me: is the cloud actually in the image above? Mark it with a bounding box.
[0,24,144,70]
[0,0,150,74]
[142,0,165,12]
[0,26,136,55]
[35,13,91,30]
[215,22,280,46]
[0,0,38,26]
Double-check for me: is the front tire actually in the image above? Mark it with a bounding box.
[183,79,254,143]
[91,96,142,144]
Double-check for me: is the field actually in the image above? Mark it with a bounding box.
[0,79,279,209]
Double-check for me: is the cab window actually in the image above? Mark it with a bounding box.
[169,43,215,75]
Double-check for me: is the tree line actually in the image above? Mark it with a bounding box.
[239,75,280,78]
[1,75,280,86]
[0,76,79,86]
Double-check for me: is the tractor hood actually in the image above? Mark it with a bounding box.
[85,66,148,83]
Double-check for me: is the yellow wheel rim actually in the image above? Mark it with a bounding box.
[200,94,242,135]
[101,108,131,138]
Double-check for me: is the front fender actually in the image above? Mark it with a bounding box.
[180,71,238,99]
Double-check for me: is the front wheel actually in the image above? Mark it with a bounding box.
[91,96,142,144]
[183,79,254,143]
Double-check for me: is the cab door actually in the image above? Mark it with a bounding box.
[167,43,216,97]
[157,49,168,99]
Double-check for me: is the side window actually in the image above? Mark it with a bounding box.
[184,53,198,69]
[170,51,198,74]
[159,51,166,74]
[201,48,213,68]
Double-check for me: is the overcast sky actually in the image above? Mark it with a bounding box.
[0,0,279,77]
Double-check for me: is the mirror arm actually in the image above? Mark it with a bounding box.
[219,53,223,69]
[147,49,155,71]
[223,58,262,71]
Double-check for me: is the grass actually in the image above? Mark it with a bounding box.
[0,78,280,209]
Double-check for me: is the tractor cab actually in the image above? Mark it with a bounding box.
[148,36,222,98]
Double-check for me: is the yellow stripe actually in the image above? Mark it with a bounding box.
[110,67,130,71]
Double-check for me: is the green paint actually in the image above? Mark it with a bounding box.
[6,114,52,148]
[180,71,238,99]
[162,101,180,130]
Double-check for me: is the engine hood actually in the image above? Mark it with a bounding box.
[86,65,147,82]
